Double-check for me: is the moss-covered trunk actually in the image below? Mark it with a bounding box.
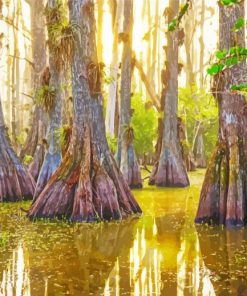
[28,0,141,222]
[149,0,189,188]
[116,0,142,189]
[195,2,247,227]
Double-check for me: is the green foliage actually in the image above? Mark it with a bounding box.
[168,1,190,32]
[35,85,56,112]
[23,154,33,166]
[220,0,242,5]
[207,47,247,76]
[131,93,157,157]
[232,17,245,32]
[168,19,177,31]
[106,134,118,154]
[231,83,247,99]
[231,83,247,91]
[16,131,26,146]
[178,86,218,161]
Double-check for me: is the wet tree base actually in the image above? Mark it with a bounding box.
[195,135,247,227]
[28,125,142,222]
[149,157,190,188]
[0,128,35,202]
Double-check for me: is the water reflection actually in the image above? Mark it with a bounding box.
[0,244,30,296]
[129,224,162,296]
[1,207,247,295]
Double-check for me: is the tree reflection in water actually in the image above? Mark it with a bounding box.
[0,243,30,296]
[1,208,247,295]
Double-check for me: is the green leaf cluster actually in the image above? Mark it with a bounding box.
[232,17,245,32]
[168,1,190,32]
[207,47,247,76]
[231,83,247,92]
[220,0,242,6]
[23,154,33,166]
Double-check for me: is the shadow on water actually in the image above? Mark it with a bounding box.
[0,170,247,295]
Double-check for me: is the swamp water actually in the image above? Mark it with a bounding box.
[0,170,247,296]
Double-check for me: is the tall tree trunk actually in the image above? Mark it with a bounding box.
[27,0,142,222]
[192,121,206,168]
[190,0,207,169]
[193,0,206,169]
[149,0,189,188]
[146,0,152,100]
[184,4,196,88]
[150,0,159,91]
[19,0,48,181]
[33,0,63,200]
[178,117,196,172]
[199,0,205,90]
[0,8,35,201]
[10,0,19,150]
[183,1,203,171]
[105,0,122,136]
[195,1,247,227]
[97,0,104,63]
[116,0,142,189]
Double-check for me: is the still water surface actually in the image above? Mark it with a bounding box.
[0,170,247,296]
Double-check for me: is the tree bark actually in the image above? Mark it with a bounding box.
[116,0,142,189]
[149,0,190,188]
[178,117,196,172]
[33,0,63,200]
[19,0,48,181]
[27,0,142,222]
[195,1,247,227]
[192,121,206,168]
[97,0,104,63]
[0,96,35,201]
[105,0,123,136]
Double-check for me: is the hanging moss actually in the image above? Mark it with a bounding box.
[35,85,56,112]
[123,125,135,146]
